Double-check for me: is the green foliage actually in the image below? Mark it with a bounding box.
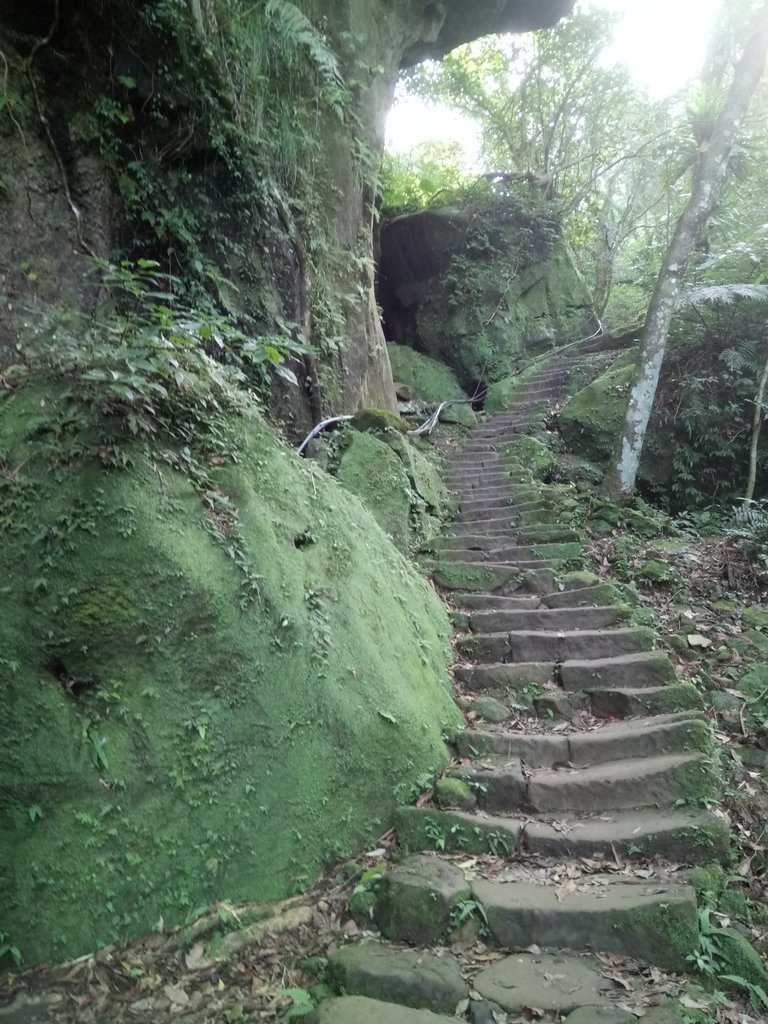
[688,908,768,1011]
[381,141,467,208]
[12,259,305,444]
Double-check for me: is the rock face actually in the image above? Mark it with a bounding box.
[0,386,461,962]
[0,0,573,430]
[378,195,595,390]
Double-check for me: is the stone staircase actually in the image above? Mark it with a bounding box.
[315,358,727,1023]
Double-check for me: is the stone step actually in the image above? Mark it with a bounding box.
[395,804,729,864]
[454,661,555,690]
[451,593,542,610]
[308,996,458,1023]
[454,712,712,766]
[457,627,654,664]
[438,542,580,565]
[526,751,714,813]
[588,682,704,718]
[326,943,467,1015]
[560,651,677,690]
[448,471,510,487]
[468,605,627,634]
[456,485,513,500]
[451,750,714,814]
[541,584,622,608]
[430,562,524,593]
[471,875,697,970]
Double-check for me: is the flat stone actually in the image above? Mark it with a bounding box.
[523,807,730,863]
[473,951,619,1012]
[564,1007,634,1024]
[567,714,710,766]
[374,855,470,945]
[472,877,698,970]
[507,628,654,663]
[469,606,625,633]
[327,942,467,1013]
[307,995,459,1024]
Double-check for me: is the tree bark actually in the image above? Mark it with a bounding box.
[602,0,768,498]
[744,348,768,506]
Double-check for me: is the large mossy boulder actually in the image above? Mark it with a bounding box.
[379,193,595,389]
[387,344,467,404]
[335,429,447,551]
[558,359,636,464]
[0,385,461,964]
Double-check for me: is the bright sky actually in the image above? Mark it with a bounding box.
[386,0,722,155]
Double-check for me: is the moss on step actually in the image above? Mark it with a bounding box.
[395,807,518,857]
[435,777,476,811]
[498,437,555,478]
[429,562,519,592]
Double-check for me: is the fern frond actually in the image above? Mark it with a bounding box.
[676,283,768,308]
[265,0,344,88]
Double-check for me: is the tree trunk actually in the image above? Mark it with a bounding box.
[602,0,768,498]
[744,348,768,506]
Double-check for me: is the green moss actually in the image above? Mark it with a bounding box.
[434,777,476,811]
[395,807,517,857]
[0,386,462,964]
[429,562,517,592]
[638,559,674,584]
[498,437,555,478]
[386,344,467,404]
[686,865,725,904]
[334,431,447,552]
[350,408,408,434]
[709,927,768,990]
[558,360,636,464]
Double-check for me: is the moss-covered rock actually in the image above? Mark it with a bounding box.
[499,436,555,478]
[558,360,635,464]
[435,777,476,811]
[350,408,408,434]
[335,430,447,552]
[386,344,467,404]
[379,196,595,390]
[0,386,461,964]
[373,855,470,945]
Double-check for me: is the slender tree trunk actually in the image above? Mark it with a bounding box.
[744,348,768,506]
[602,0,768,498]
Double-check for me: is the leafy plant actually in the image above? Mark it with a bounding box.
[12,258,305,444]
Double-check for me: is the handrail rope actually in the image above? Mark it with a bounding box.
[296,398,476,456]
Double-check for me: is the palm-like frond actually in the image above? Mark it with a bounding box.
[676,283,768,308]
[265,0,344,88]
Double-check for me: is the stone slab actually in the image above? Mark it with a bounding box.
[307,996,458,1024]
[473,951,620,1013]
[327,942,467,1014]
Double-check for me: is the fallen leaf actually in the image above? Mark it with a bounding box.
[163,983,190,1007]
